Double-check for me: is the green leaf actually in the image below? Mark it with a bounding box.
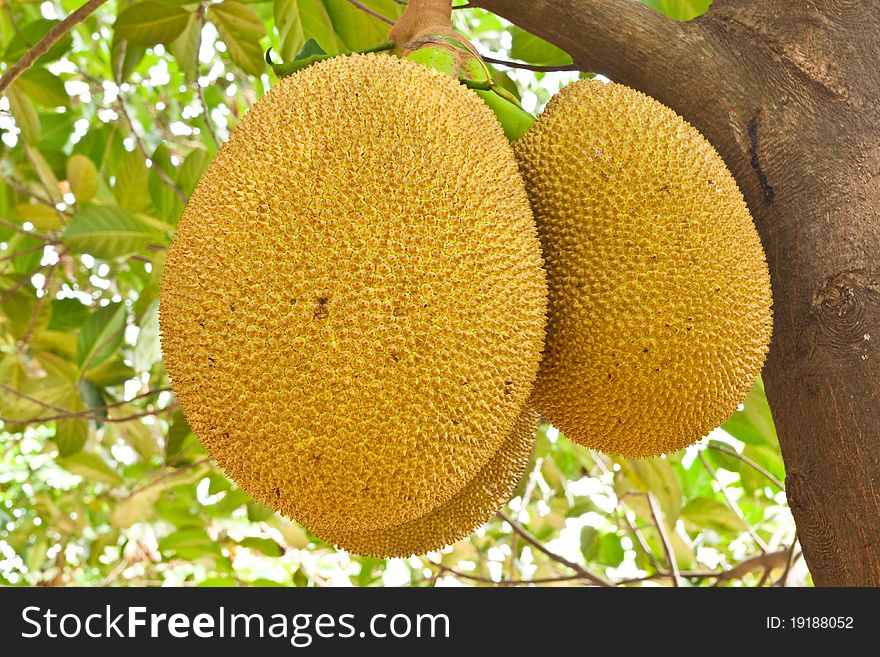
[247,500,274,522]
[56,416,89,456]
[110,35,148,82]
[509,25,572,66]
[580,526,600,560]
[76,302,126,369]
[168,13,201,80]
[115,2,191,46]
[38,112,74,152]
[616,458,683,522]
[196,576,237,587]
[15,68,68,108]
[158,527,224,560]
[15,203,61,231]
[114,149,152,212]
[48,298,90,332]
[25,144,62,202]
[148,143,182,221]
[296,0,344,55]
[57,451,123,486]
[62,205,163,259]
[274,0,304,60]
[706,440,744,473]
[721,377,778,446]
[118,420,159,461]
[85,359,137,387]
[134,299,161,372]
[67,155,99,204]
[681,497,747,533]
[210,1,267,76]
[640,0,712,21]
[239,536,284,556]
[8,85,41,145]
[166,409,195,458]
[177,149,209,198]
[598,533,625,566]
[323,0,400,52]
[3,20,73,63]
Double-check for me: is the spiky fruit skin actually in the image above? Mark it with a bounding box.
[515,80,772,458]
[160,54,547,533]
[317,407,538,557]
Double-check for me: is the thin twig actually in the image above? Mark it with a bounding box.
[706,442,784,489]
[776,535,799,587]
[195,5,221,149]
[482,55,579,73]
[699,451,769,552]
[77,327,126,385]
[496,511,613,587]
[0,218,56,242]
[427,559,583,586]
[17,262,57,351]
[621,512,665,573]
[0,244,47,263]
[0,0,111,93]
[617,549,790,585]
[646,492,681,587]
[4,177,67,212]
[115,99,188,205]
[345,0,394,25]
[0,264,48,302]
[0,380,71,415]
[0,387,172,426]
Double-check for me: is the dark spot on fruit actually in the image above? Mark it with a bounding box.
[313,296,329,320]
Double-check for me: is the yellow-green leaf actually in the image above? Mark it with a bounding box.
[210,2,266,76]
[115,2,191,46]
[16,67,68,107]
[8,85,41,145]
[67,155,99,204]
[57,451,123,486]
[15,203,61,230]
[62,205,164,259]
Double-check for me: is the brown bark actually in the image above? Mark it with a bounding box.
[473,0,880,586]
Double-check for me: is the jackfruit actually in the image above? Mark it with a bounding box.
[159,54,547,533]
[317,407,538,557]
[515,80,772,457]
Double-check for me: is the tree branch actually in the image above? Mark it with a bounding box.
[706,442,785,490]
[0,0,110,94]
[496,510,613,586]
[481,55,578,72]
[700,451,769,552]
[345,0,395,25]
[116,98,188,206]
[647,492,681,587]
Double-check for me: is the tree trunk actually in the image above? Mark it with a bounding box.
[473,0,880,586]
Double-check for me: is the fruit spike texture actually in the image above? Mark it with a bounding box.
[515,80,772,458]
[317,407,538,557]
[159,54,547,533]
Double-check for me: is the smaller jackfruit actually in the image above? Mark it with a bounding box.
[516,80,772,458]
[316,408,538,558]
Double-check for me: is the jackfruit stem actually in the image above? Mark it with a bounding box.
[389,0,453,50]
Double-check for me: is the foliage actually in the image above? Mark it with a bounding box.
[0,0,799,587]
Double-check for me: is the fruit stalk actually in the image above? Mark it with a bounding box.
[388,0,454,49]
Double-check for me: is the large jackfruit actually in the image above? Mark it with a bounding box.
[317,407,538,557]
[515,80,772,458]
[160,54,547,533]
